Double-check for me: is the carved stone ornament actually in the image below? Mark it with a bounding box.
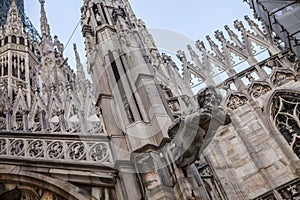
[277,179,300,199]
[10,139,24,156]
[47,141,64,159]
[28,140,44,157]
[272,71,295,87]
[0,139,7,155]
[67,142,86,160]
[168,86,231,168]
[250,83,272,98]
[4,0,25,36]
[227,94,248,110]
[90,143,110,162]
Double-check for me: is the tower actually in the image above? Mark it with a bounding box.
[0,0,40,41]
[81,0,175,150]
[0,0,24,26]
[81,1,172,198]
[80,0,202,199]
[0,0,35,130]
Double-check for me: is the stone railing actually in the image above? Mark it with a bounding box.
[0,133,113,166]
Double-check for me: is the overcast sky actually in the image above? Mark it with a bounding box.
[24,0,253,71]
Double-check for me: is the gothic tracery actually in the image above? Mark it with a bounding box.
[271,92,300,158]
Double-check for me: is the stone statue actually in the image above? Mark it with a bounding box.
[168,86,231,168]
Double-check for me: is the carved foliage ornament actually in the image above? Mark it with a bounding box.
[271,92,300,158]
[251,83,272,98]
[272,71,295,87]
[227,94,248,110]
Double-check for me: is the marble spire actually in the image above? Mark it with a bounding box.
[39,0,51,37]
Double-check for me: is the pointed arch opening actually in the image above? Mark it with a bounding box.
[19,36,24,45]
[11,35,17,44]
[0,170,90,200]
[270,91,300,158]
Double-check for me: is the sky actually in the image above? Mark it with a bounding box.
[24,0,254,72]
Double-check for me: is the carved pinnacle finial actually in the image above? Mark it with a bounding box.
[73,43,86,82]
[206,35,224,60]
[225,25,235,37]
[176,50,187,62]
[225,25,244,48]
[73,43,81,63]
[206,35,219,49]
[244,15,265,38]
[234,20,245,32]
[187,45,197,56]
[244,15,255,26]
[187,45,202,68]
[195,40,206,52]
[39,0,50,37]
[215,30,226,43]
[4,0,25,34]
[73,43,78,51]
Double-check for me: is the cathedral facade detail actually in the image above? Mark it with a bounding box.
[0,0,300,199]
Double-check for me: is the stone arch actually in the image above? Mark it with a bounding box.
[19,36,25,45]
[0,187,39,200]
[64,93,81,132]
[0,167,89,200]
[11,87,28,130]
[28,91,47,132]
[47,94,63,132]
[267,89,300,159]
[11,35,17,44]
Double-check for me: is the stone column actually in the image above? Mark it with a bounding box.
[21,109,29,131]
[115,161,142,200]
[135,152,175,200]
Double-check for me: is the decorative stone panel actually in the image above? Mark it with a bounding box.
[0,135,113,165]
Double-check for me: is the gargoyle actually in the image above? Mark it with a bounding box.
[168,86,231,168]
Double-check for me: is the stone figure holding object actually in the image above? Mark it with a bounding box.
[168,86,231,168]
